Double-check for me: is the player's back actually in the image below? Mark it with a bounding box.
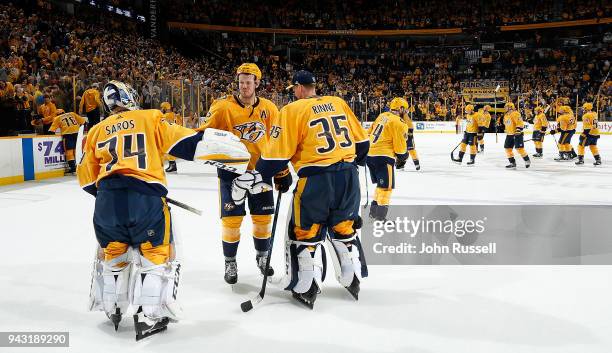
[583,112,599,135]
[368,111,407,158]
[79,109,199,196]
[272,95,368,176]
[465,113,479,133]
[557,113,572,131]
[50,112,85,135]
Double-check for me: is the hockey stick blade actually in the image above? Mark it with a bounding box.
[240,295,262,312]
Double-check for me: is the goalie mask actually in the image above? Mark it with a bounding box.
[103,80,140,113]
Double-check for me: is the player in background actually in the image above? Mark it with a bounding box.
[476,105,492,153]
[366,97,409,221]
[79,83,102,128]
[531,106,548,158]
[197,63,283,285]
[576,102,602,166]
[160,102,183,173]
[396,100,420,171]
[37,94,57,134]
[452,104,478,165]
[502,102,531,169]
[48,109,86,174]
[78,80,250,340]
[550,105,577,161]
[231,70,369,308]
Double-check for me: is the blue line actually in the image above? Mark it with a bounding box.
[22,138,34,181]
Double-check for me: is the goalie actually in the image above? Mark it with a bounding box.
[78,81,250,340]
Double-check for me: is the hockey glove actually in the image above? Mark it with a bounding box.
[231,171,272,205]
[549,129,556,135]
[273,168,292,193]
[395,158,406,169]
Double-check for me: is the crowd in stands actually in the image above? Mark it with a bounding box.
[0,1,610,137]
[168,0,611,29]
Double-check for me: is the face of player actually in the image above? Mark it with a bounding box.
[238,74,258,100]
[292,85,304,99]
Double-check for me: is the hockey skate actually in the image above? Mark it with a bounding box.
[594,158,602,166]
[108,308,122,331]
[451,157,462,165]
[532,153,543,158]
[224,258,238,284]
[575,157,584,165]
[133,310,169,341]
[256,252,274,276]
[554,153,567,162]
[165,161,177,173]
[345,275,360,300]
[292,281,320,310]
[505,163,517,169]
[466,158,475,166]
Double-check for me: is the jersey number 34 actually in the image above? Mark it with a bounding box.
[97,133,147,172]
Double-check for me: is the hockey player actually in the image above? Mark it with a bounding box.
[48,109,86,174]
[477,105,492,153]
[197,63,283,285]
[395,100,420,171]
[576,102,602,166]
[550,105,576,161]
[502,102,531,169]
[160,102,182,173]
[231,70,369,308]
[366,97,409,221]
[79,83,102,128]
[532,106,548,158]
[78,80,250,340]
[452,104,478,165]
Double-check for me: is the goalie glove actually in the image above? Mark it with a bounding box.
[194,128,250,174]
[231,170,273,205]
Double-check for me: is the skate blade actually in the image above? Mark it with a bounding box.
[292,292,315,310]
[345,276,360,301]
[292,282,319,310]
[110,308,122,331]
[134,315,169,341]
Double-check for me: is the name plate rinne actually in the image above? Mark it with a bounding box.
[374,242,497,255]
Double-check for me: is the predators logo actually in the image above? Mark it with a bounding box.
[234,121,266,143]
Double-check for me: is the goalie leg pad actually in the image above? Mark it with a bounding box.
[283,241,325,294]
[89,249,132,319]
[131,255,183,321]
[327,232,368,287]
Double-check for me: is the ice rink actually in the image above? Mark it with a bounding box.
[1,133,612,353]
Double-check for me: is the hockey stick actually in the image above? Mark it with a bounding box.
[241,192,283,312]
[494,85,500,143]
[166,197,202,216]
[363,164,370,208]
[450,142,461,161]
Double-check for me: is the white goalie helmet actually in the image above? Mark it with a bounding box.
[103,80,140,113]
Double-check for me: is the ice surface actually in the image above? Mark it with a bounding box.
[1,134,611,353]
